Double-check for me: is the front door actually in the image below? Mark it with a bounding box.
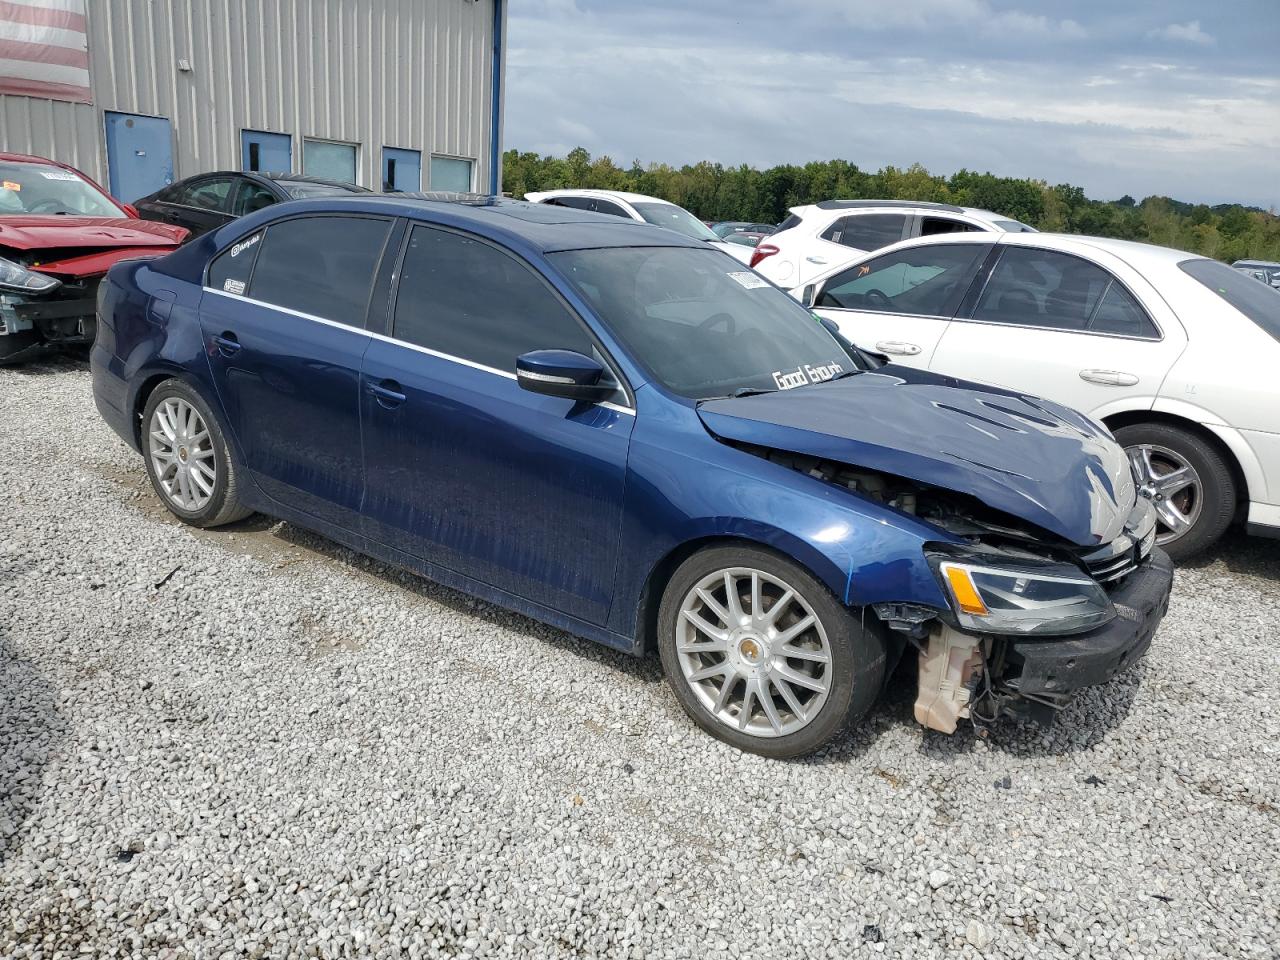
[931,245,1187,417]
[104,111,174,202]
[811,242,992,368]
[198,213,395,526]
[360,224,634,625]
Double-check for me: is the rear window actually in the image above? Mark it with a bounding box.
[1180,258,1280,342]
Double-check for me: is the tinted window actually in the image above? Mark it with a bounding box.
[392,225,592,371]
[551,247,858,399]
[592,199,630,218]
[1181,258,1280,342]
[817,244,986,316]
[546,196,592,210]
[821,214,907,250]
[776,213,802,232]
[233,180,276,216]
[181,178,236,212]
[920,217,982,237]
[248,216,391,324]
[208,230,263,295]
[973,248,1112,331]
[1089,282,1158,338]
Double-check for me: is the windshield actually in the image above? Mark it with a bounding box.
[550,247,858,399]
[1180,258,1280,342]
[0,161,123,217]
[632,202,721,242]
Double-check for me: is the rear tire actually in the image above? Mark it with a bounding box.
[141,379,253,528]
[1114,421,1235,561]
[657,544,885,758]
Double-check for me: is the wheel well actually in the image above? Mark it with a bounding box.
[131,374,175,446]
[1102,410,1249,506]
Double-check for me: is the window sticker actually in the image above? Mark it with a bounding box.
[771,360,845,390]
[728,271,769,289]
[2,181,20,192]
[230,233,260,258]
[39,170,80,181]
[223,279,246,295]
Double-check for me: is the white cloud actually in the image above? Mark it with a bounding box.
[791,0,1085,38]
[1148,20,1215,46]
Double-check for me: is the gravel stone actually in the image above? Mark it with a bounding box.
[1,358,1278,959]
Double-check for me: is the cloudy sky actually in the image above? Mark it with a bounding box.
[504,0,1280,209]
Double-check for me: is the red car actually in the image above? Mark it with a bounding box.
[0,152,188,364]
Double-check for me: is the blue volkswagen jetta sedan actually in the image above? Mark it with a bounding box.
[91,195,1173,757]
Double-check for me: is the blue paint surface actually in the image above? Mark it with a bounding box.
[104,111,174,202]
[241,130,293,174]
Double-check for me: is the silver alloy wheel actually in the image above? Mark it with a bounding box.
[148,397,217,511]
[676,567,832,738]
[1126,442,1203,545]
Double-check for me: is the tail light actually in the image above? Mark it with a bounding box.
[749,243,779,269]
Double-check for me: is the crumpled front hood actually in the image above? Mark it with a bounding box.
[0,216,186,251]
[698,366,1136,546]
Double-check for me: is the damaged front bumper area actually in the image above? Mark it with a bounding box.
[0,283,98,363]
[913,548,1174,733]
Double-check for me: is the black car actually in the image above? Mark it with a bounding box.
[134,172,371,239]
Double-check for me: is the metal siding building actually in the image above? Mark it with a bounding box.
[1,0,505,201]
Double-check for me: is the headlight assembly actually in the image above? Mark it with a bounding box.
[931,553,1115,636]
[0,257,60,294]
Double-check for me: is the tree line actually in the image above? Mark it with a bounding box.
[503,148,1280,264]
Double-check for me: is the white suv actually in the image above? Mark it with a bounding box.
[750,200,1035,290]
[524,189,754,263]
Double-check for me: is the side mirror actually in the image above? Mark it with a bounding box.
[818,316,842,338]
[802,283,818,307]
[516,349,613,402]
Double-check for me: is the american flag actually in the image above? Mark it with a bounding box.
[0,0,91,104]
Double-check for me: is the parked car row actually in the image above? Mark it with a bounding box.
[91,193,1174,757]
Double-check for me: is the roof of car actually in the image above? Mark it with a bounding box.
[525,188,677,206]
[220,194,706,254]
[789,199,1021,226]
[849,229,1205,267]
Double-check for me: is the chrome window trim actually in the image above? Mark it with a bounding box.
[202,287,636,416]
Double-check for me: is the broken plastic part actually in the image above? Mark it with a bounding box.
[914,624,984,734]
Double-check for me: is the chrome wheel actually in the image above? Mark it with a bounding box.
[676,567,832,738]
[148,396,216,511]
[1126,442,1203,545]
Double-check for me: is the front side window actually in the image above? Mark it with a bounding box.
[248,216,391,324]
[1181,257,1280,343]
[972,247,1143,333]
[551,247,857,399]
[821,214,907,251]
[631,202,720,242]
[816,244,987,317]
[392,225,592,372]
[0,160,123,217]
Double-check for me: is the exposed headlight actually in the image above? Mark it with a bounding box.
[930,553,1115,636]
[0,256,60,294]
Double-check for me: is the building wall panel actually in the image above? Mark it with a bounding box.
[1,0,500,198]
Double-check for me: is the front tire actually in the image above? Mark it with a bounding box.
[657,545,885,758]
[141,379,253,528]
[1114,421,1235,561]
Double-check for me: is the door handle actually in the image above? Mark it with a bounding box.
[805,256,828,265]
[875,340,922,356]
[1079,369,1138,386]
[367,378,406,408]
[211,332,241,357]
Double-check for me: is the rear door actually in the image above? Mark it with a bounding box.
[359,224,635,625]
[929,244,1187,417]
[811,242,990,367]
[199,213,397,527]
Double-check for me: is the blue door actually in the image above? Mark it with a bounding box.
[241,130,292,174]
[381,147,421,192]
[103,112,174,202]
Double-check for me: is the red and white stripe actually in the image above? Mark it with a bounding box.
[0,0,91,104]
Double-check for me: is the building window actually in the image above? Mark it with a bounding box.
[429,155,474,193]
[303,139,358,184]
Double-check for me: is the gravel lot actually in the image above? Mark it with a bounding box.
[2,357,1278,959]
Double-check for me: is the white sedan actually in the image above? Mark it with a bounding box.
[524,189,755,263]
[797,231,1280,558]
